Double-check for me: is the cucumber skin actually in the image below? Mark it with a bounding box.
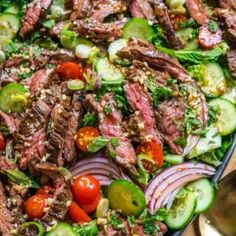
[208,98,236,136]
[186,178,215,214]
[165,190,197,230]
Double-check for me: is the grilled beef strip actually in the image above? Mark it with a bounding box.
[85,93,136,169]
[219,0,236,10]
[185,0,210,25]
[227,50,236,78]
[156,98,185,154]
[124,82,163,145]
[70,0,93,20]
[14,85,59,171]
[35,163,72,228]
[20,0,53,37]
[0,111,19,134]
[72,18,127,44]
[117,38,190,82]
[0,180,14,235]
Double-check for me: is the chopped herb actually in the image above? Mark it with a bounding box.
[208,21,218,33]
[108,148,116,158]
[110,214,122,229]
[191,128,208,136]
[17,71,33,80]
[127,216,136,228]
[46,119,52,135]
[143,221,159,235]
[81,113,96,127]
[115,94,129,115]
[179,18,196,28]
[191,28,199,39]
[111,137,119,149]
[166,78,177,86]
[104,105,112,115]
[42,19,56,29]
[0,126,10,136]
[207,106,219,126]
[87,136,109,153]
[175,137,187,147]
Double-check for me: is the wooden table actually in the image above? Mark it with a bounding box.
[183,150,236,236]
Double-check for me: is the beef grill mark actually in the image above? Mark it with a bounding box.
[227,50,236,78]
[156,97,185,154]
[70,0,93,20]
[124,82,163,144]
[117,38,190,82]
[72,18,126,44]
[85,93,136,168]
[20,0,53,37]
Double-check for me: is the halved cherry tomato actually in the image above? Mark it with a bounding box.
[0,132,5,150]
[170,14,187,30]
[57,62,84,81]
[81,192,101,213]
[68,201,91,224]
[24,194,47,220]
[136,141,163,168]
[75,126,100,152]
[36,185,54,196]
[137,153,159,173]
[71,175,101,205]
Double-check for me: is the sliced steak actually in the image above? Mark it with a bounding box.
[90,0,128,22]
[35,163,72,226]
[129,0,155,21]
[20,0,53,37]
[0,181,14,235]
[50,20,70,37]
[117,38,190,82]
[156,98,185,154]
[70,0,93,20]
[46,92,71,166]
[85,94,136,168]
[185,0,210,25]
[0,111,19,134]
[72,18,126,44]
[14,87,59,170]
[23,69,53,95]
[63,92,83,163]
[219,0,236,10]
[124,82,163,144]
[227,50,236,78]
[152,0,183,49]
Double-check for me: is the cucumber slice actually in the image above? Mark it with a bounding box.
[208,98,236,135]
[186,178,215,214]
[46,222,76,236]
[108,39,127,62]
[221,85,236,105]
[0,13,20,44]
[201,63,227,97]
[188,125,222,159]
[107,179,146,216]
[164,154,184,165]
[165,189,197,230]
[122,18,155,41]
[95,57,124,82]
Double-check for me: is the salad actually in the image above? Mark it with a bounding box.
[0,0,235,235]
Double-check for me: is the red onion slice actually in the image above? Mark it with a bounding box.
[144,162,215,202]
[149,168,215,213]
[164,187,181,210]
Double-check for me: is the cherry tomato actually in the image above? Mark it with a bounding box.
[36,185,54,196]
[136,141,163,168]
[75,127,100,152]
[81,193,101,213]
[71,175,101,205]
[0,133,5,150]
[170,14,187,30]
[68,201,91,224]
[137,154,159,173]
[24,194,47,220]
[57,62,84,81]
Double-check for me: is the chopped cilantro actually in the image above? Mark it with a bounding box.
[179,18,196,28]
[87,136,109,153]
[81,113,96,127]
[208,21,218,33]
[0,127,10,136]
[175,137,187,147]
[111,137,119,149]
[110,214,122,229]
[127,216,136,228]
[104,105,112,115]
[42,19,56,29]
[108,148,116,158]
[17,72,33,80]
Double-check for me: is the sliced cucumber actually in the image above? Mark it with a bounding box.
[122,18,155,41]
[108,39,127,62]
[186,178,215,214]
[188,125,222,159]
[0,13,20,45]
[202,63,227,97]
[208,98,236,135]
[222,85,236,105]
[165,188,197,230]
[95,57,124,82]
